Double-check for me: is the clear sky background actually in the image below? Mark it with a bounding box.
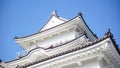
[0,0,120,62]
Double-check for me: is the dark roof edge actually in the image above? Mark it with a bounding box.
[79,12,98,39]
[105,28,120,55]
[110,34,120,55]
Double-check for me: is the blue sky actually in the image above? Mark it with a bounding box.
[0,0,120,62]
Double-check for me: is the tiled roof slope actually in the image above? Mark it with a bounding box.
[16,30,120,68]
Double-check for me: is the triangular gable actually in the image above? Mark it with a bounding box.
[40,10,68,31]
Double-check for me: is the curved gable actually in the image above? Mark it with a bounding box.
[40,10,68,31]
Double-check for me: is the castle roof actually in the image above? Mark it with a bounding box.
[5,11,120,68]
[14,11,97,51]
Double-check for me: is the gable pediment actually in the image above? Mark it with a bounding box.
[40,10,68,31]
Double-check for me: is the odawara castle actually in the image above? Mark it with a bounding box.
[0,11,120,68]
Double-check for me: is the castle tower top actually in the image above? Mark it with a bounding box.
[51,10,57,17]
[40,10,68,31]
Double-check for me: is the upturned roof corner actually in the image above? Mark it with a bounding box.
[51,10,58,17]
[78,11,82,16]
